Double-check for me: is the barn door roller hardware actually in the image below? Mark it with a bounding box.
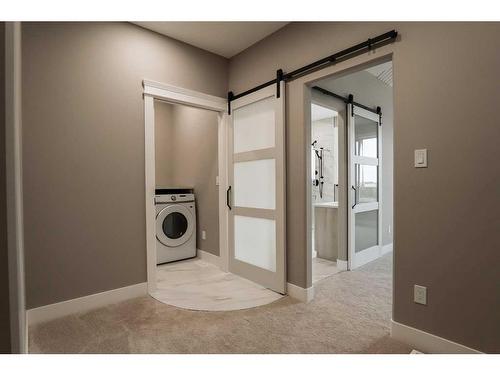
[227,29,398,113]
[312,86,382,120]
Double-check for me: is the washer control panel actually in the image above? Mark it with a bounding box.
[155,193,194,204]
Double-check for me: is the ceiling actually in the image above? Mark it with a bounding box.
[134,22,288,58]
[365,61,393,87]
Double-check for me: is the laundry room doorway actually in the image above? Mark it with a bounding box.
[142,80,284,311]
[143,81,229,294]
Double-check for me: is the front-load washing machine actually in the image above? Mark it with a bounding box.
[155,191,196,264]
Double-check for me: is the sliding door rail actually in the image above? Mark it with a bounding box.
[312,86,381,116]
[227,29,397,113]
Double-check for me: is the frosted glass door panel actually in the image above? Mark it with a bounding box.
[228,83,285,293]
[355,210,378,252]
[355,164,378,203]
[234,159,276,209]
[233,97,275,153]
[354,115,378,157]
[234,215,276,271]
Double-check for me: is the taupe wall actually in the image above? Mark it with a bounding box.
[0,21,12,353]
[320,69,394,246]
[229,22,500,352]
[155,101,219,255]
[155,102,174,185]
[22,22,228,308]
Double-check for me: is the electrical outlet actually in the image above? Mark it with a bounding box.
[414,285,427,305]
[388,225,391,234]
[202,230,206,240]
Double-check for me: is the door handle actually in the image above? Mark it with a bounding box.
[351,185,357,209]
[226,186,232,210]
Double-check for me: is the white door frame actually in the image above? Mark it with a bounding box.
[310,93,348,269]
[5,21,27,354]
[142,80,229,294]
[347,104,383,270]
[299,53,393,296]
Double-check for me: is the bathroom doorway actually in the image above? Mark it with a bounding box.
[308,58,394,286]
[310,102,347,283]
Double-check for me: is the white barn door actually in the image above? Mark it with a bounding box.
[227,83,286,294]
[348,104,382,270]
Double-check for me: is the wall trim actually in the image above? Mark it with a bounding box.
[391,319,482,354]
[27,283,148,326]
[5,21,27,354]
[287,282,314,303]
[381,243,393,255]
[143,80,227,113]
[336,259,348,271]
[351,245,381,269]
[197,249,223,269]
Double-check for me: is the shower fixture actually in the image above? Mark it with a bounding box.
[312,140,325,199]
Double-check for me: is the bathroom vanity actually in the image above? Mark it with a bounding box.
[314,201,339,261]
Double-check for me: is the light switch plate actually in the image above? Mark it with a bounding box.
[414,149,428,168]
[414,285,427,305]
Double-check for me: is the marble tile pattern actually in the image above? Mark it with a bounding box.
[150,259,283,311]
[312,257,342,284]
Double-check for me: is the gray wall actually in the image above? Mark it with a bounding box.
[22,22,228,309]
[155,102,174,185]
[0,21,12,354]
[320,69,394,246]
[155,101,219,255]
[228,22,500,353]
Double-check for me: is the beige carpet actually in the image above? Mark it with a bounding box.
[28,253,412,354]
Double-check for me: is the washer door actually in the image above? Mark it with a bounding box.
[156,204,194,247]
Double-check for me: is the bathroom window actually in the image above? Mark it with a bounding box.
[356,137,377,158]
[354,115,378,158]
[355,164,378,203]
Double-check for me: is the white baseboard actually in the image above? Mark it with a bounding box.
[287,282,314,303]
[351,244,393,270]
[27,282,147,325]
[381,243,393,255]
[352,245,382,269]
[336,259,348,271]
[197,249,223,269]
[391,320,482,354]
